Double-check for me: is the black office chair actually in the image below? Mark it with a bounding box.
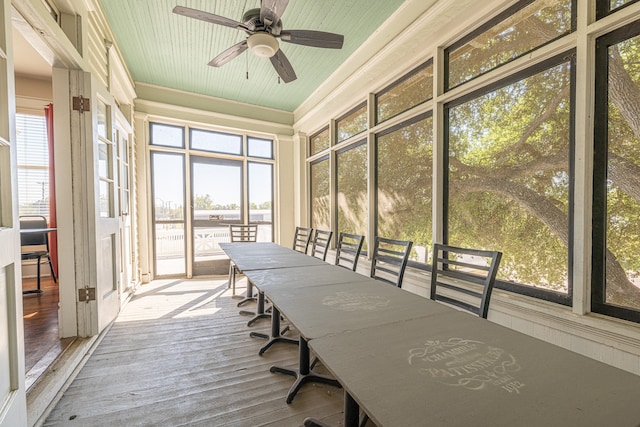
[293,226,313,253]
[310,229,333,261]
[369,236,413,288]
[227,224,258,298]
[334,232,364,271]
[430,243,502,319]
[20,215,57,293]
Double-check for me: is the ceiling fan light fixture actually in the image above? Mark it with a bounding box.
[247,33,279,58]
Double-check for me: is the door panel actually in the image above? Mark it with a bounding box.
[151,152,186,276]
[191,156,242,275]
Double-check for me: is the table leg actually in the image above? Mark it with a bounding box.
[236,279,257,307]
[240,290,270,326]
[250,305,298,355]
[344,391,359,427]
[270,337,341,404]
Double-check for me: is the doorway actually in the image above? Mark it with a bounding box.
[191,156,243,275]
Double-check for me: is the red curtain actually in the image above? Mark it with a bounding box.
[44,103,58,278]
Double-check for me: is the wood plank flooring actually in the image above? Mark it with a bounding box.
[22,276,74,389]
[43,278,346,427]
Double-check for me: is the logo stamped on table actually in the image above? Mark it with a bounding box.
[408,337,525,394]
[322,291,391,311]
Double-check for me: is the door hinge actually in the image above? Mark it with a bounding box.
[72,96,91,113]
[78,287,96,302]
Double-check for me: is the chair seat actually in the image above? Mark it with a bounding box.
[21,250,49,260]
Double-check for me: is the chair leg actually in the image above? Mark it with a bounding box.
[47,255,57,283]
[36,255,42,292]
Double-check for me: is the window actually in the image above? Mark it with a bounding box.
[376,114,432,262]
[150,122,184,148]
[16,114,49,218]
[445,0,574,90]
[445,53,573,302]
[310,156,330,231]
[336,142,368,243]
[593,22,640,321]
[248,137,273,159]
[248,162,274,241]
[597,0,640,17]
[310,127,330,156]
[376,61,433,124]
[191,129,242,155]
[336,103,367,143]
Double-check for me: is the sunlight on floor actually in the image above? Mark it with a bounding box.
[116,277,247,322]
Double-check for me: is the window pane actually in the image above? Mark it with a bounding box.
[249,162,274,242]
[150,122,184,148]
[602,33,640,311]
[152,153,185,221]
[248,137,273,159]
[377,115,432,262]
[97,100,108,139]
[376,62,433,124]
[337,143,367,243]
[447,60,571,294]
[310,127,330,155]
[16,114,49,218]
[446,0,573,89]
[191,128,242,154]
[310,157,330,231]
[604,0,639,15]
[155,223,186,275]
[337,104,367,143]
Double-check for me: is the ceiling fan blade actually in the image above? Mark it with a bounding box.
[280,30,344,49]
[270,49,297,83]
[260,0,289,27]
[173,6,244,30]
[208,40,248,67]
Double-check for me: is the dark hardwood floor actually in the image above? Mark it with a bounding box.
[22,275,74,389]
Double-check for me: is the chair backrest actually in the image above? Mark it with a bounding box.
[430,243,502,319]
[310,229,333,261]
[334,232,364,271]
[19,215,49,248]
[293,227,313,253]
[229,224,258,242]
[370,237,413,288]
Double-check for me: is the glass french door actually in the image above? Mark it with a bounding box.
[152,152,186,276]
[191,156,243,275]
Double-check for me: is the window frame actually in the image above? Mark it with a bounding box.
[443,50,576,306]
[592,20,640,323]
[444,0,577,91]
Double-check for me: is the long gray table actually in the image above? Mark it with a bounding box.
[221,242,326,324]
[309,310,640,427]
[247,264,451,403]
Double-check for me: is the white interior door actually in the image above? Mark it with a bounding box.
[92,81,121,331]
[0,1,28,424]
[71,72,121,336]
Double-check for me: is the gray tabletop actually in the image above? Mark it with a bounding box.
[266,279,451,339]
[310,310,640,427]
[244,264,372,292]
[220,242,326,271]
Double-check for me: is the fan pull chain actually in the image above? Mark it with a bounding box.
[246,50,249,80]
[278,76,281,84]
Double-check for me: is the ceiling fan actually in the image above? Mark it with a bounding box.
[173,1,345,83]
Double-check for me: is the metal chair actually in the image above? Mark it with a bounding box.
[369,236,413,288]
[227,224,258,298]
[20,215,57,294]
[310,229,333,261]
[430,243,502,319]
[334,232,364,271]
[293,226,313,253]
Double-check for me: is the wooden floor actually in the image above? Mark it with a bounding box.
[43,278,345,426]
[22,276,74,389]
